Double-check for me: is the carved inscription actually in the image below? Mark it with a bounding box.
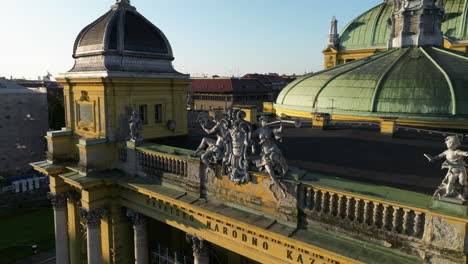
[142,194,347,264]
[206,220,342,264]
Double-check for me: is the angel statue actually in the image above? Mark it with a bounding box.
[424,135,468,202]
[190,112,230,171]
[253,115,301,197]
[129,109,142,141]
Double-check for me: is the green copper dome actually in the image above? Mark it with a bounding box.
[276,47,468,119]
[339,0,468,50]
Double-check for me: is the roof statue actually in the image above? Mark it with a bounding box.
[191,109,301,196]
[129,108,143,141]
[424,136,467,203]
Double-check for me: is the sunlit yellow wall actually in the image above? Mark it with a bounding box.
[57,77,190,141]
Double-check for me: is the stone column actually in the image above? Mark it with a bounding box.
[48,192,70,264]
[186,234,209,264]
[80,208,108,264]
[127,209,149,264]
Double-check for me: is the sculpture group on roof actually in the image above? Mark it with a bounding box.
[191,109,301,197]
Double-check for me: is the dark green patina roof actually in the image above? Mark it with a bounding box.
[339,0,468,50]
[276,47,468,118]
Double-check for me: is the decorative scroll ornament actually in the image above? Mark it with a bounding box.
[48,192,68,209]
[424,136,468,202]
[80,207,109,227]
[129,108,143,141]
[191,109,301,195]
[79,91,90,102]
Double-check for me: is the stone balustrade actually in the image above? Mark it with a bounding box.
[137,150,188,177]
[302,186,426,238]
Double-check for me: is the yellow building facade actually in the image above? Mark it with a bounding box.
[32,1,468,264]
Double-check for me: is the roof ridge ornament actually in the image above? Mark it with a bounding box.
[112,0,135,10]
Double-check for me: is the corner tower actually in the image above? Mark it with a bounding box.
[51,0,189,173]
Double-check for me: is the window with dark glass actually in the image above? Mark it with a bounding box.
[139,104,148,124]
[154,104,162,123]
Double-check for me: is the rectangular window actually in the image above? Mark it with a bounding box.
[154,104,162,123]
[139,104,148,124]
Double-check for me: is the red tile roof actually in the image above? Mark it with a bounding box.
[189,78,270,93]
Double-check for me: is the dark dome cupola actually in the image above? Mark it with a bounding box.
[70,0,178,74]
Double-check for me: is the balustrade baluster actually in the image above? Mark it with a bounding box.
[402,209,411,235]
[176,160,181,175]
[313,189,321,212]
[354,198,361,222]
[320,191,327,213]
[363,200,370,225]
[372,202,380,227]
[158,156,163,170]
[413,212,423,237]
[305,188,313,209]
[329,194,336,216]
[391,207,401,232]
[346,197,353,220]
[337,195,345,218]
[382,205,390,230]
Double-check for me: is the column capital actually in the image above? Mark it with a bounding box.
[186,234,208,257]
[66,189,82,205]
[80,208,109,227]
[48,192,68,209]
[126,208,147,226]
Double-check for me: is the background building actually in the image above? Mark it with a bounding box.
[243,73,296,101]
[0,78,48,178]
[14,77,65,130]
[188,77,271,111]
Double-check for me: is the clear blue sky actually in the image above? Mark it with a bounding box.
[0,0,382,79]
